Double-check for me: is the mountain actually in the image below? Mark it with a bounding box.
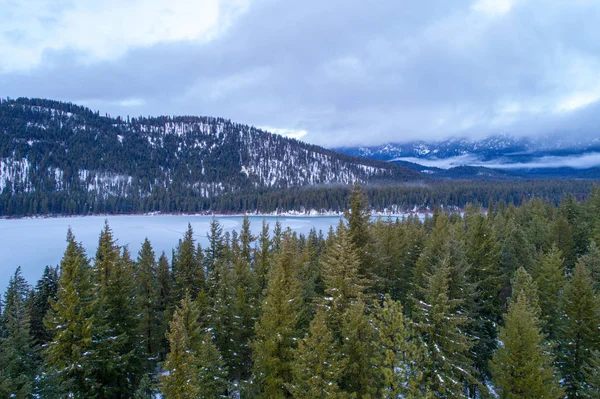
[390,160,517,180]
[334,135,600,178]
[334,136,532,161]
[0,98,421,215]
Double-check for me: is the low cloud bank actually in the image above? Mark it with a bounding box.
[394,152,600,170]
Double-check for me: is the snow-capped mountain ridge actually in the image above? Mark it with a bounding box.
[0,98,418,204]
[334,134,600,162]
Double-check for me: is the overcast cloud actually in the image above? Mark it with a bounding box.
[1,0,600,147]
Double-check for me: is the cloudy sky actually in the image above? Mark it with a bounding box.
[1,0,599,147]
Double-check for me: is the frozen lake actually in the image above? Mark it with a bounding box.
[0,214,346,291]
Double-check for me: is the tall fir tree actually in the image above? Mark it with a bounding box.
[133,374,153,399]
[320,221,369,327]
[392,216,425,303]
[204,217,225,278]
[533,245,566,340]
[206,245,236,381]
[196,330,229,398]
[255,218,272,297]
[288,307,348,399]
[29,265,59,346]
[510,266,542,318]
[343,182,374,282]
[581,350,600,398]
[93,226,142,398]
[374,294,424,399]
[229,235,258,382]
[0,267,36,397]
[272,219,283,254]
[464,207,503,378]
[500,224,536,301]
[163,292,229,398]
[371,218,398,297]
[557,263,600,398]
[412,214,473,309]
[94,220,121,289]
[136,238,161,370]
[490,295,563,399]
[252,234,303,398]
[239,215,255,264]
[160,295,201,399]
[412,257,479,398]
[339,299,382,398]
[297,227,324,331]
[578,241,600,292]
[44,229,98,397]
[172,224,204,301]
[156,251,173,360]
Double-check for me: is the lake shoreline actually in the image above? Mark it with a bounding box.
[1,208,432,221]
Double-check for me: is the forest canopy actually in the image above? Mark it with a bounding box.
[1,185,600,398]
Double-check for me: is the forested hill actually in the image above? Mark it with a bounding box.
[0,98,420,215]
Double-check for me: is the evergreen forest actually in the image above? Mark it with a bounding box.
[2,184,600,398]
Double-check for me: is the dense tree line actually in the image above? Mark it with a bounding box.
[2,184,600,397]
[2,176,598,217]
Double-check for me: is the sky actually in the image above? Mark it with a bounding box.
[1,0,600,147]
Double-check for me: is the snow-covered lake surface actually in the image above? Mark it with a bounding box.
[0,214,352,291]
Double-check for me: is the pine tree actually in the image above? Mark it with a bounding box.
[44,229,97,397]
[553,216,575,270]
[392,216,425,303]
[297,227,324,331]
[29,265,59,346]
[204,217,225,278]
[93,226,142,398]
[510,266,541,318]
[172,224,204,301]
[581,350,600,398]
[206,248,236,380]
[160,297,200,399]
[490,295,563,399]
[344,183,374,281]
[557,263,600,397]
[136,238,161,370]
[589,186,600,247]
[374,294,424,399]
[239,215,255,264]
[272,219,283,253]
[133,374,153,399]
[255,218,272,297]
[578,241,600,291]
[0,267,36,397]
[412,214,473,310]
[162,292,229,398]
[412,257,478,398]
[320,222,369,326]
[500,224,536,301]
[288,307,348,399]
[339,299,382,398]
[371,218,397,297]
[252,234,303,398]
[533,245,566,339]
[464,208,503,378]
[196,331,229,398]
[94,220,121,289]
[229,238,258,382]
[156,251,173,360]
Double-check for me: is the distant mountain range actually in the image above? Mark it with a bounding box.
[2,97,598,217]
[333,135,600,178]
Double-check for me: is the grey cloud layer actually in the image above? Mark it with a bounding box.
[2,0,600,146]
